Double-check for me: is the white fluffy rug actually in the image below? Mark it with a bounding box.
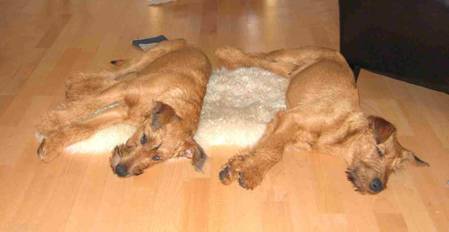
[194,67,288,147]
[63,67,288,154]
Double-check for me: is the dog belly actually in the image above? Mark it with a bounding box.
[194,67,288,147]
[65,124,137,154]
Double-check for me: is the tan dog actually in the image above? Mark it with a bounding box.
[216,46,428,194]
[36,39,211,176]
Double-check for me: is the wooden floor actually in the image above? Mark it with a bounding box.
[0,0,448,231]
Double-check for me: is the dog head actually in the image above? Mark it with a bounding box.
[110,101,206,177]
[345,116,428,194]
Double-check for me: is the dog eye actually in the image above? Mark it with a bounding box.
[140,134,148,145]
[152,155,161,161]
[151,143,162,151]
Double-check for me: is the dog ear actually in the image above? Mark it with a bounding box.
[368,116,397,144]
[180,139,207,172]
[368,116,429,169]
[150,101,180,130]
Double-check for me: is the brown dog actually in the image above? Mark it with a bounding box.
[36,39,211,176]
[216,46,429,194]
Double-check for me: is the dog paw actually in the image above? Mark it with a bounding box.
[37,139,50,161]
[37,138,46,155]
[36,139,60,162]
[237,171,264,190]
[218,154,264,190]
[219,165,234,185]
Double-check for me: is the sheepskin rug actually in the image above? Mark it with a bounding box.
[194,67,288,147]
[63,67,288,154]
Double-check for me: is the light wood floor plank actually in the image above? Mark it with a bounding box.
[0,0,447,231]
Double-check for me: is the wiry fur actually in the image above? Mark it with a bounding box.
[36,39,211,176]
[216,46,429,194]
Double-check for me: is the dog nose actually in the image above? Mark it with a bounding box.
[115,164,128,177]
[369,178,383,192]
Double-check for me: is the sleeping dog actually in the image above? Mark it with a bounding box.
[215,46,428,194]
[36,39,211,176]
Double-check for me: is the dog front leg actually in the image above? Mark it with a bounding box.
[218,112,300,189]
[37,125,98,162]
[37,116,133,162]
[37,102,132,161]
[37,96,126,137]
[218,143,285,190]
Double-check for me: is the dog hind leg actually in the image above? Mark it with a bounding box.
[215,46,348,78]
[215,47,299,77]
[65,75,118,101]
[64,39,188,101]
[101,39,188,80]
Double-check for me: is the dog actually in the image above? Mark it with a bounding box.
[215,46,429,194]
[36,39,211,177]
